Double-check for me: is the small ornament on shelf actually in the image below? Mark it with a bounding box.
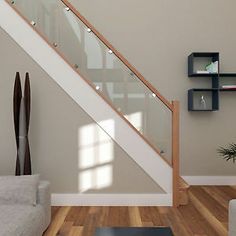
[199,95,206,109]
[205,61,219,73]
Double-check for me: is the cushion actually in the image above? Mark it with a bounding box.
[0,205,44,236]
[0,175,39,206]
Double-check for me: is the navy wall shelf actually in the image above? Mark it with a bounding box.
[188,52,236,111]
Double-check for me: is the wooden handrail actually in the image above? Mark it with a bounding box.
[61,0,173,111]
[172,101,180,207]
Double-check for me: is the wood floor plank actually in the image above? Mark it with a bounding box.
[150,207,163,225]
[178,201,219,236]
[44,207,71,236]
[189,191,227,236]
[73,206,89,226]
[82,207,101,236]
[165,208,194,236]
[107,207,120,227]
[220,186,236,199]
[44,186,236,236]
[51,206,60,220]
[68,226,83,236]
[97,207,109,227]
[128,207,142,226]
[117,207,130,226]
[139,206,152,222]
[57,222,73,236]
[139,206,162,226]
[202,186,231,209]
[190,187,228,222]
[142,221,154,226]
[65,207,82,223]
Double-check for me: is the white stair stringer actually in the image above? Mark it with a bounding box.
[0,0,173,203]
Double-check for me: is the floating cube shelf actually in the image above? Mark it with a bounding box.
[188,52,236,111]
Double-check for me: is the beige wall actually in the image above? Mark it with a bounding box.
[0,27,163,193]
[69,0,236,175]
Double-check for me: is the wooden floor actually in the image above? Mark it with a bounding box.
[44,186,236,236]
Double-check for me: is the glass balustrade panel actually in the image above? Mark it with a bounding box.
[9,0,172,163]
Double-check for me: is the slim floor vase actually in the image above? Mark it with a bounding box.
[13,72,31,175]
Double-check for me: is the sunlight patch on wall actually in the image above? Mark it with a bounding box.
[79,165,113,192]
[78,120,114,192]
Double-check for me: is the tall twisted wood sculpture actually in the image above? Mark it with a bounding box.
[14,72,31,175]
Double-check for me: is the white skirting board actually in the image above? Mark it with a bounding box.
[182,176,236,185]
[51,193,172,206]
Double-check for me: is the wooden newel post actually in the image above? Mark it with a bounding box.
[172,101,180,207]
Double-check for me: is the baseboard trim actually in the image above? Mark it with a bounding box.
[182,176,236,185]
[51,193,172,206]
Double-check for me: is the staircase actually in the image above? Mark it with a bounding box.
[0,0,189,206]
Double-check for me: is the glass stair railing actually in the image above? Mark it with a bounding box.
[6,0,180,206]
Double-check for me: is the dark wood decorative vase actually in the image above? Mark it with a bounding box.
[13,72,31,175]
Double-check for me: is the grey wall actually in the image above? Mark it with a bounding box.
[0,27,163,193]
[68,0,236,175]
